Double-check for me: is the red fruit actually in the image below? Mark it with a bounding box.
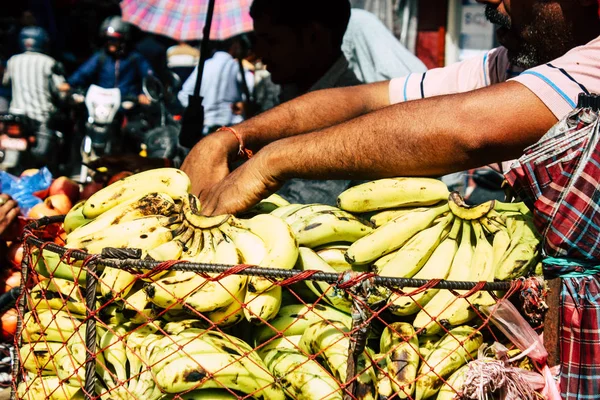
[80,181,105,200]
[7,242,23,270]
[4,271,20,292]
[1,308,18,342]
[108,171,134,186]
[48,176,80,204]
[27,194,72,218]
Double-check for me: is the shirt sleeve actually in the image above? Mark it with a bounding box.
[388,47,513,104]
[510,36,600,119]
[177,66,198,107]
[68,53,100,87]
[2,59,10,86]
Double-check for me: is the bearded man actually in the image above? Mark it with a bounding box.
[182,3,600,396]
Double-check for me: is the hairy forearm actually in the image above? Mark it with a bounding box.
[264,82,558,181]
[236,81,390,151]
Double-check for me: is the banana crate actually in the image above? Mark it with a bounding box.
[11,170,551,400]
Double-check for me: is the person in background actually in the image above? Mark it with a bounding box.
[167,41,200,84]
[246,0,361,206]
[342,8,427,83]
[177,34,254,136]
[62,16,153,104]
[2,26,66,171]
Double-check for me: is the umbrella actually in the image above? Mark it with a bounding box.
[504,93,600,261]
[121,0,254,148]
[120,0,253,41]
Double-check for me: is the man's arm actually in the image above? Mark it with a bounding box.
[68,53,100,88]
[200,81,558,215]
[181,80,390,194]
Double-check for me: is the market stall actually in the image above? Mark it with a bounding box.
[10,166,557,400]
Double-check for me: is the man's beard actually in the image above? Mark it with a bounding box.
[485,4,574,69]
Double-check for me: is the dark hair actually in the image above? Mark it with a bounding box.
[250,0,351,48]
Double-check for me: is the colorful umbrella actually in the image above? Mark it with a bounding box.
[120,0,253,41]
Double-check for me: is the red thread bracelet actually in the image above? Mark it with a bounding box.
[217,126,253,159]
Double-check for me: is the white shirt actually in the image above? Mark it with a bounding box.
[178,51,254,128]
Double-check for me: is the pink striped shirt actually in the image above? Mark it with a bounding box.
[389,35,600,120]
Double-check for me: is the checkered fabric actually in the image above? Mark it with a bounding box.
[120,0,253,41]
[506,104,600,400]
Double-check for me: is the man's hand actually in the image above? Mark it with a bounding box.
[0,195,20,237]
[180,130,241,200]
[138,94,151,106]
[199,149,282,215]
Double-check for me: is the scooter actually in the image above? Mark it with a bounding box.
[0,114,35,174]
[75,84,137,182]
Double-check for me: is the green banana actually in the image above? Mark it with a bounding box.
[63,200,91,234]
[33,249,87,285]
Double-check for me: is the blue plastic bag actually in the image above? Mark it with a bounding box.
[0,167,53,215]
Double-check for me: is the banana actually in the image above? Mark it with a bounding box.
[270,203,304,219]
[205,279,246,327]
[182,193,232,229]
[346,203,449,265]
[146,235,184,262]
[65,215,173,253]
[317,245,365,272]
[82,167,190,219]
[494,216,540,280]
[243,285,282,324]
[63,200,91,234]
[161,389,241,399]
[282,203,342,226]
[259,336,343,400]
[17,376,82,400]
[153,351,285,400]
[337,177,449,212]
[295,247,353,313]
[219,221,267,266]
[388,217,460,316]
[434,220,494,330]
[242,193,291,217]
[28,277,87,315]
[184,230,247,314]
[33,249,87,285]
[66,192,176,244]
[418,335,441,359]
[368,207,428,227]
[491,226,511,270]
[98,266,139,302]
[20,341,70,376]
[436,363,469,400]
[100,325,128,383]
[290,209,373,249]
[253,303,352,345]
[376,213,454,279]
[125,324,161,393]
[413,221,475,335]
[447,191,495,220]
[229,214,298,294]
[379,322,419,399]
[21,309,85,344]
[415,326,483,400]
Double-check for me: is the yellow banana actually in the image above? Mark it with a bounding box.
[28,277,87,315]
[205,284,246,327]
[82,167,190,219]
[219,221,267,265]
[182,193,232,229]
[282,203,341,226]
[437,364,470,400]
[346,203,449,265]
[380,322,420,399]
[17,376,82,400]
[337,177,449,212]
[20,341,70,376]
[243,285,282,324]
[368,207,428,227]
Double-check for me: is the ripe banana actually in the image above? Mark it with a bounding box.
[346,203,449,265]
[66,192,176,245]
[295,247,353,313]
[229,214,298,294]
[253,303,352,345]
[21,309,85,344]
[17,376,82,400]
[243,285,282,324]
[436,363,469,400]
[270,203,304,219]
[282,203,341,226]
[368,207,427,227]
[28,277,87,315]
[388,217,460,316]
[98,266,138,302]
[413,221,475,335]
[447,191,495,220]
[82,167,190,219]
[243,193,291,217]
[317,245,366,272]
[100,325,128,383]
[379,322,419,399]
[376,212,454,279]
[337,177,449,212]
[20,341,70,376]
[415,325,483,400]
[182,193,232,229]
[205,283,246,327]
[63,200,91,234]
[290,209,373,249]
[161,390,241,399]
[259,336,342,400]
[219,221,267,265]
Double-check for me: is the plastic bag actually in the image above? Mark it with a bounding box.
[0,167,53,215]
[482,300,561,400]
